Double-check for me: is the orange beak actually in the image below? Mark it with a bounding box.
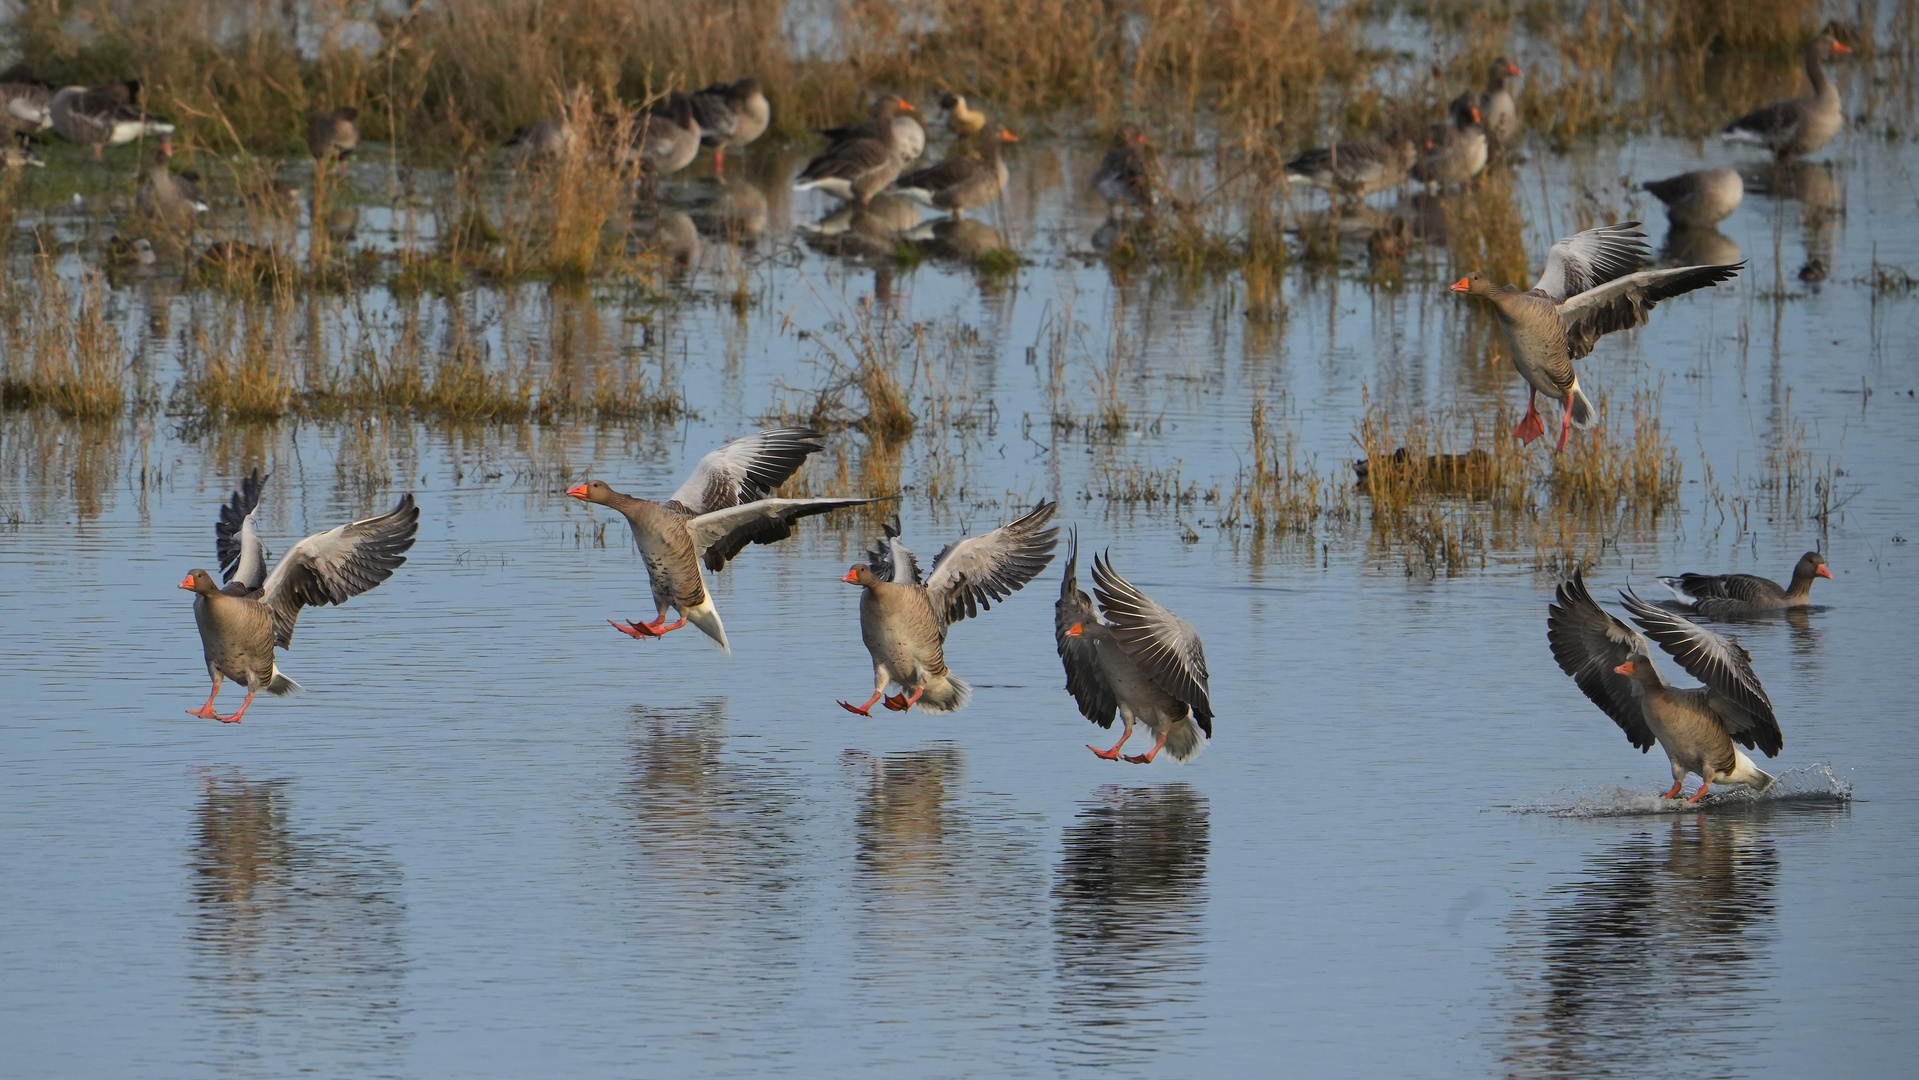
[999,129,1019,142]
[1507,62,1521,76]
[178,574,195,590]
[842,568,860,584]
[1471,107,1482,125]
[1614,660,1635,676]
[566,484,588,499]
[1450,277,1471,292]
[1832,41,1852,54]
[1065,623,1083,638]
[896,98,915,111]
[1816,565,1833,579]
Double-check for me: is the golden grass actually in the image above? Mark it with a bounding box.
[0,258,125,418]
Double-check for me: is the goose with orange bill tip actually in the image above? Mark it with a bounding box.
[1660,551,1832,615]
[1723,32,1851,160]
[893,123,1017,218]
[794,96,916,206]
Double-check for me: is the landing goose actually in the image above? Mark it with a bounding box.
[795,96,915,206]
[1413,94,1487,187]
[1723,32,1850,160]
[1480,57,1522,146]
[49,79,173,159]
[1549,572,1783,801]
[1642,168,1743,229]
[568,428,889,653]
[308,106,359,167]
[1092,124,1158,213]
[838,502,1059,716]
[940,93,986,137]
[1057,533,1212,764]
[893,123,1016,217]
[1285,132,1417,201]
[688,77,770,174]
[1660,551,1830,615]
[137,143,209,225]
[180,470,419,723]
[1451,222,1743,451]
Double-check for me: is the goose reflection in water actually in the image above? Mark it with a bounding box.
[1503,811,1802,1078]
[188,770,406,1069]
[1052,784,1210,1068]
[624,698,799,890]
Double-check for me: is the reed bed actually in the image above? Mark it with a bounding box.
[0,258,125,418]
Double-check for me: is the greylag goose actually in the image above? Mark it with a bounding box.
[893,124,1017,218]
[49,79,173,159]
[689,77,770,174]
[1642,168,1743,229]
[1451,222,1743,451]
[180,470,419,724]
[1659,551,1830,615]
[0,65,54,141]
[630,93,703,177]
[1413,94,1487,187]
[567,427,889,653]
[1722,32,1850,160]
[1092,124,1158,213]
[1548,572,1783,801]
[794,96,915,206]
[816,99,926,166]
[307,106,358,168]
[1480,57,1522,146]
[1285,131,1417,201]
[137,143,210,225]
[838,502,1059,716]
[1056,533,1213,764]
[940,93,986,137]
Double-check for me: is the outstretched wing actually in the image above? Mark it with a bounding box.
[260,494,419,648]
[1531,222,1649,303]
[924,500,1060,629]
[686,495,893,572]
[1620,588,1782,756]
[863,515,923,585]
[668,427,826,515]
[1090,550,1213,735]
[1557,262,1744,360]
[1547,572,1656,751]
[1055,529,1118,728]
[216,467,269,590]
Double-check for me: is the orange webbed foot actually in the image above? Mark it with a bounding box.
[609,619,660,639]
[838,701,873,717]
[1513,409,1546,444]
[882,694,911,712]
[1086,744,1123,761]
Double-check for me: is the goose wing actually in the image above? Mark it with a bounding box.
[1547,572,1655,751]
[260,494,419,648]
[1055,529,1118,727]
[687,495,893,573]
[1556,261,1745,360]
[668,427,825,514]
[863,515,923,585]
[898,155,987,194]
[1090,551,1212,734]
[1531,222,1650,302]
[1620,589,1782,755]
[215,468,269,591]
[924,500,1060,629]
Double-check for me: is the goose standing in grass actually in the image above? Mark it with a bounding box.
[1660,551,1831,615]
[1413,94,1487,187]
[1284,131,1417,203]
[49,79,173,159]
[816,97,925,166]
[567,428,889,654]
[180,470,419,724]
[794,96,915,206]
[308,106,359,170]
[893,123,1017,218]
[1092,124,1158,215]
[137,143,209,226]
[838,502,1059,717]
[1722,31,1851,160]
[688,77,770,175]
[1641,168,1744,229]
[940,93,986,137]
[1479,57,1522,147]
[630,93,703,178]
[0,65,54,141]
[1056,533,1213,765]
[1548,572,1783,802]
[1450,222,1743,452]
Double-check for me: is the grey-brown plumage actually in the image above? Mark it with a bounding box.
[1092,124,1157,212]
[689,77,770,173]
[1660,551,1831,615]
[308,106,359,165]
[568,427,890,653]
[180,478,418,723]
[137,144,209,226]
[1284,133,1416,200]
[505,112,582,162]
[893,124,1016,217]
[1452,221,1743,451]
[1723,32,1850,160]
[49,79,173,159]
[838,502,1059,716]
[1480,57,1522,146]
[816,104,925,166]
[631,93,702,177]
[1548,572,1782,801]
[795,97,914,206]
[1057,532,1211,764]
[1413,94,1487,187]
[1642,168,1743,229]
[0,65,54,142]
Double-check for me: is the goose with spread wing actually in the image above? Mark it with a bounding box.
[1056,533,1213,764]
[1548,572,1783,802]
[568,428,890,654]
[1452,221,1743,451]
[1660,550,1831,615]
[180,470,419,723]
[838,501,1059,716]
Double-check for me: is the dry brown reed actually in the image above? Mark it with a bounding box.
[0,258,125,418]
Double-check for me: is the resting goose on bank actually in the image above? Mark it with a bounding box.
[688,77,770,175]
[1285,131,1417,202]
[0,65,54,141]
[893,123,1017,217]
[1549,572,1783,802]
[838,502,1059,717]
[1451,221,1743,451]
[180,469,419,723]
[1641,168,1744,229]
[49,79,173,159]
[1480,57,1522,147]
[1092,124,1158,214]
[1660,551,1831,615]
[568,428,889,654]
[308,106,359,169]
[795,96,915,206]
[630,93,703,177]
[1056,532,1213,764]
[1723,32,1851,160]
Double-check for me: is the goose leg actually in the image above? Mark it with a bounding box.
[1514,388,1545,444]
[840,669,890,716]
[712,148,725,174]
[186,677,224,719]
[1554,392,1575,453]
[1087,725,1133,761]
[217,688,258,724]
[609,614,688,639]
[1661,779,1685,799]
[1687,780,1712,804]
[1123,728,1170,765]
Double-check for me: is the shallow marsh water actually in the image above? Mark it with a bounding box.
[4,90,1919,1079]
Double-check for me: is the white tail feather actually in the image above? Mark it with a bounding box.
[1568,382,1596,430]
[267,668,303,696]
[1723,751,1774,792]
[683,596,730,655]
[913,673,971,714]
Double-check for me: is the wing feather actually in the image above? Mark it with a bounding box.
[1556,262,1744,360]
[1619,589,1782,755]
[215,467,269,590]
[925,500,1060,629]
[688,496,893,572]
[260,494,419,648]
[863,515,923,585]
[1531,222,1650,302]
[1089,550,1213,734]
[669,427,825,515]
[1547,572,1656,751]
[1055,529,1119,728]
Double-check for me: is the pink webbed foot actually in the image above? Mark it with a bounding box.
[1087,728,1133,761]
[1514,406,1546,445]
[610,619,661,639]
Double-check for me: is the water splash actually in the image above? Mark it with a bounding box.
[1514,763,1853,818]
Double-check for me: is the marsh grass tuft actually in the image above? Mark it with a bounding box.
[1,259,125,419]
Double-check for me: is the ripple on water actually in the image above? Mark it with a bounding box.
[1514,764,1855,818]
